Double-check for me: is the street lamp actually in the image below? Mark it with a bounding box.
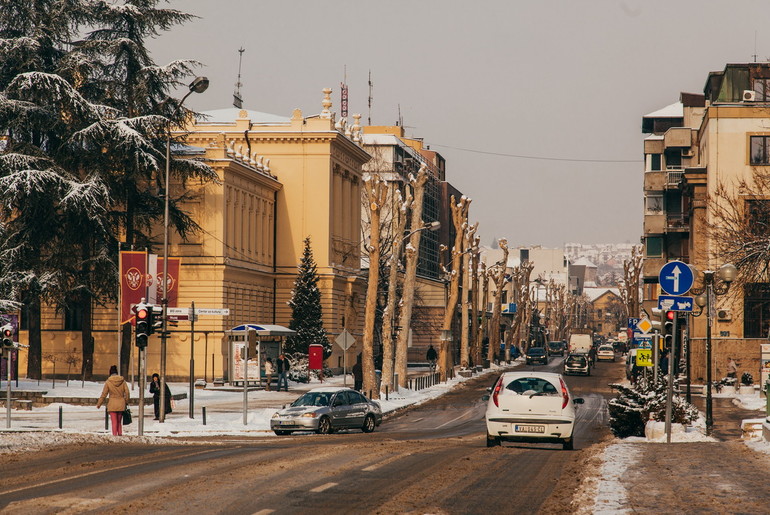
[691,263,737,436]
[160,76,209,423]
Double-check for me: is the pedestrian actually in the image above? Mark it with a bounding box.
[149,373,172,420]
[96,365,130,436]
[426,344,438,371]
[352,353,363,391]
[276,353,290,392]
[659,351,669,375]
[726,357,738,379]
[264,357,274,391]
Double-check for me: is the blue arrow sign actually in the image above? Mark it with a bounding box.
[659,260,694,295]
[657,295,694,312]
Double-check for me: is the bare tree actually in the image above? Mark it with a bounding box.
[460,222,478,369]
[620,245,643,319]
[486,238,509,363]
[395,166,429,388]
[470,235,482,366]
[441,195,471,380]
[361,175,388,398]
[506,261,534,356]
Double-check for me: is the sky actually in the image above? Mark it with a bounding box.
[150,0,770,248]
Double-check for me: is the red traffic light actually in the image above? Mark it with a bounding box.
[136,308,149,321]
[666,310,675,321]
[2,328,11,338]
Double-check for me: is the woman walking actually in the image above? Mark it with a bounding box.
[264,357,274,391]
[96,365,130,436]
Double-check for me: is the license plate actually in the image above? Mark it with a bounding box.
[280,420,291,425]
[515,424,545,433]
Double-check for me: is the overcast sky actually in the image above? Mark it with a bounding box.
[153,0,770,248]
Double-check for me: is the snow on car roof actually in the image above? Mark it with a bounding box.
[307,386,349,393]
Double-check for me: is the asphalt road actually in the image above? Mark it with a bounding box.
[0,355,625,514]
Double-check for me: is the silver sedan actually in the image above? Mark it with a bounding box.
[270,386,383,435]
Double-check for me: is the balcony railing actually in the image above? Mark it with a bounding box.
[666,170,684,186]
[666,213,689,230]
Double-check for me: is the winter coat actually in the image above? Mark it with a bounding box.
[150,381,173,414]
[97,375,130,412]
[276,357,290,374]
[265,361,274,375]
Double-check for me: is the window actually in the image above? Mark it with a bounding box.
[664,149,682,169]
[645,195,663,214]
[754,79,770,101]
[501,291,508,304]
[64,304,83,331]
[750,136,770,165]
[744,283,770,337]
[650,154,662,171]
[645,237,663,257]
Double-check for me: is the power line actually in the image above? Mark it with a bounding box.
[431,143,639,164]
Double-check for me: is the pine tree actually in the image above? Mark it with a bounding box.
[284,237,330,358]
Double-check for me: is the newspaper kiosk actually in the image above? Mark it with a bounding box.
[226,324,296,387]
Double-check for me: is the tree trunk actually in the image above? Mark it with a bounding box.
[396,168,428,388]
[26,295,42,380]
[486,239,508,364]
[460,224,477,368]
[381,188,410,392]
[81,298,94,379]
[480,262,489,363]
[470,242,481,366]
[362,176,388,398]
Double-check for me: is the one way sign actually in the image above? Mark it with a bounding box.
[657,295,694,312]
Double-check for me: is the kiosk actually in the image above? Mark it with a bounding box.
[226,324,296,386]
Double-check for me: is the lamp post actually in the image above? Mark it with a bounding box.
[691,263,737,436]
[160,76,209,423]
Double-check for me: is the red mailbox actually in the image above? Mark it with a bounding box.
[308,344,324,370]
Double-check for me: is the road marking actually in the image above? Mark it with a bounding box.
[362,464,380,471]
[435,410,473,429]
[310,482,337,493]
[252,510,275,515]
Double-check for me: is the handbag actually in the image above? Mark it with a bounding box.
[123,406,133,425]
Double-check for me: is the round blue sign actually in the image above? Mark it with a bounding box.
[658,260,694,295]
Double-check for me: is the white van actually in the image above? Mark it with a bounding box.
[625,348,639,379]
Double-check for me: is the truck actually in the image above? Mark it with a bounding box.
[568,329,593,355]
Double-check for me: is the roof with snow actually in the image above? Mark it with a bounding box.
[583,287,621,302]
[643,101,683,119]
[198,108,290,125]
[571,257,597,268]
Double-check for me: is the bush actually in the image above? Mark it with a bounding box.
[286,353,333,383]
[741,372,754,386]
[608,374,699,438]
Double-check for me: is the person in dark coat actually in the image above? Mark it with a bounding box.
[276,354,290,392]
[149,373,172,420]
[352,353,363,391]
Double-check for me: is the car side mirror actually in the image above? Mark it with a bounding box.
[573,398,584,404]
[482,394,490,401]
[486,387,492,393]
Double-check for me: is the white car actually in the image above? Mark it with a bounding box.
[484,371,584,450]
[596,344,615,362]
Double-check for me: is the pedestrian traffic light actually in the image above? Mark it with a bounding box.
[135,304,150,348]
[1,323,14,349]
[662,311,674,350]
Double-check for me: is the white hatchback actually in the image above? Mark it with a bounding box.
[484,371,584,450]
[596,344,616,362]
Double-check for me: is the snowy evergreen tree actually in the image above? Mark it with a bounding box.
[284,237,331,359]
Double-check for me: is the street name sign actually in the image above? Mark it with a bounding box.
[659,260,694,296]
[657,295,694,312]
[167,307,229,316]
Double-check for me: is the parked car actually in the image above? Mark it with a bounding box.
[547,341,565,356]
[563,352,591,376]
[483,371,584,449]
[625,348,639,380]
[596,344,616,362]
[526,346,549,365]
[270,387,382,435]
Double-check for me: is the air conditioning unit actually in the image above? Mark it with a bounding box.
[717,309,732,321]
[743,90,757,101]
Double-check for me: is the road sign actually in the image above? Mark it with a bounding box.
[335,329,356,351]
[166,307,229,316]
[636,349,653,367]
[636,317,653,334]
[628,317,640,331]
[657,295,694,312]
[636,336,652,349]
[659,260,694,296]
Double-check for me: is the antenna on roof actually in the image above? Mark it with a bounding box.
[368,70,373,125]
[233,47,245,108]
[397,104,403,127]
[340,64,348,118]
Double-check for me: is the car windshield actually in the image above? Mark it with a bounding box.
[505,377,558,395]
[528,348,545,355]
[599,346,613,352]
[291,392,332,407]
[548,342,561,349]
[567,355,587,365]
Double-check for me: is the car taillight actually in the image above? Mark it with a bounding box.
[492,376,504,407]
[560,378,569,409]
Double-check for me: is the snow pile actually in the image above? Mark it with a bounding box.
[574,442,641,514]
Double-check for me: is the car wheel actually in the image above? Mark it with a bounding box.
[563,438,574,450]
[316,416,332,434]
[486,434,501,447]
[274,430,290,436]
[362,414,376,433]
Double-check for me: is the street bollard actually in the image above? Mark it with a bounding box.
[394,374,399,393]
[104,407,108,430]
[202,406,207,426]
[59,406,63,429]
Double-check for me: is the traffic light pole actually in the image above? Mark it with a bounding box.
[138,346,145,436]
[665,313,677,443]
[6,349,11,428]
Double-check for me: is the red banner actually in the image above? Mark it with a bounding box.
[120,251,147,324]
[157,257,181,308]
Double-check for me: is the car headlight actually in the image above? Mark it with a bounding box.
[301,412,317,418]
[272,412,281,419]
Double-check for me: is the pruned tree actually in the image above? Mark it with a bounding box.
[361,174,388,398]
[441,195,471,380]
[460,222,478,369]
[470,235,482,366]
[506,261,534,356]
[395,166,428,388]
[486,238,508,363]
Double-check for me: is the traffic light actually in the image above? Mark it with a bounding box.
[1,323,14,349]
[135,304,150,348]
[662,311,674,350]
[151,305,163,334]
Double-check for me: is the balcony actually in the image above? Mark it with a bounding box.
[666,213,690,232]
[644,170,665,191]
[666,170,684,188]
[644,213,665,234]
